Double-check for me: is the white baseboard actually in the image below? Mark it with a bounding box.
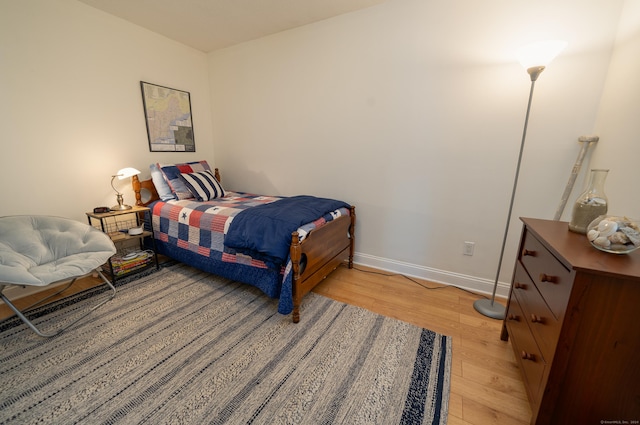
[353,252,511,300]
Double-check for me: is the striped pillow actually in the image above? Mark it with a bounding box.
[179,170,226,201]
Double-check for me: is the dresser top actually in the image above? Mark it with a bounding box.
[521,217,640,281]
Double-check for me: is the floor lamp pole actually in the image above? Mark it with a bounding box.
[473,66,543,320]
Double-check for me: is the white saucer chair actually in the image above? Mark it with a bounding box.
[0,215,117,337]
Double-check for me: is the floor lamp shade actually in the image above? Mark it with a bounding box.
[516,40,568,70]
[473,41,566,320]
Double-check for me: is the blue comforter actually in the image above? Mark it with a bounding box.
[224,195,350,267]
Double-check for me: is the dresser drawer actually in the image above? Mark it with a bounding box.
[512,263,562,361]
[520,230,572,319]
[505,296,547,404]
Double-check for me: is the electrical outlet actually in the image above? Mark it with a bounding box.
[463,241,475,256]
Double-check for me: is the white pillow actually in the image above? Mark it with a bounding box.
[149,163,177,201]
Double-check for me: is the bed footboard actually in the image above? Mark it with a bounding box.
[290,206,356,323]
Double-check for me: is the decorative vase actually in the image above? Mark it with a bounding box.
[568,169,609,234]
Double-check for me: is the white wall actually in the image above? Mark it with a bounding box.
[208,0,628,296]
[590,0,640,217]
[0,0,215,223]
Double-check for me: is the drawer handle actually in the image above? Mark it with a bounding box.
[539,273,557,283]
[507,313,520,322]
[514,282,527,290]
[522,248,536,257]
[530,314,544,324]
[521,351,536,361]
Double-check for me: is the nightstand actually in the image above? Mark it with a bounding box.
[86,206,159,282]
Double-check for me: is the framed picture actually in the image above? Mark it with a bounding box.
[140,81,195,152]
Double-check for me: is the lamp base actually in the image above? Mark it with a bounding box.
[112,193,132,211]
[473,298,506,320]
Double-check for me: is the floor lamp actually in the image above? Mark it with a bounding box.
[474,41,567,320]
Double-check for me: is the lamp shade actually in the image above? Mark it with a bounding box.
[116,167,141,180]
[516,40,567,70]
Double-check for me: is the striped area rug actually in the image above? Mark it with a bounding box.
[0,264,451,424]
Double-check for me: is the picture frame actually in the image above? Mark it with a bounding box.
[140,81,195,152]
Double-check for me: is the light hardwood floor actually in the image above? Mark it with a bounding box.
[0,263,532,425]
[314,264,532,425]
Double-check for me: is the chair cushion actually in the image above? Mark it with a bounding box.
[0,216,117,286]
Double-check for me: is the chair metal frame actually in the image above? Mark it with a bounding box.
[0,269,116,337]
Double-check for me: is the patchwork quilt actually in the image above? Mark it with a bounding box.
[153,192,281,270]
[150,192,351,313]
[153,191,350,268]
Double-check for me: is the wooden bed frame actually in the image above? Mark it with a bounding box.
[132,169,355,322]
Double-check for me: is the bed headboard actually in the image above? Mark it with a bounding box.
[132,175,159,206]
[132,168,221,206]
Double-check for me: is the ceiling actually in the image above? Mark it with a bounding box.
[78,0,388,53]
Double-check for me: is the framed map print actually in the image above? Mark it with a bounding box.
[141,81,195,152]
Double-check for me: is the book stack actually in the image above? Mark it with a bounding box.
[111,251,153,276]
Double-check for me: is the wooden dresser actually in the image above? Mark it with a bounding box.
[501,217,640,424]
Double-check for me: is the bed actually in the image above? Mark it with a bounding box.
[132,161,355,323]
